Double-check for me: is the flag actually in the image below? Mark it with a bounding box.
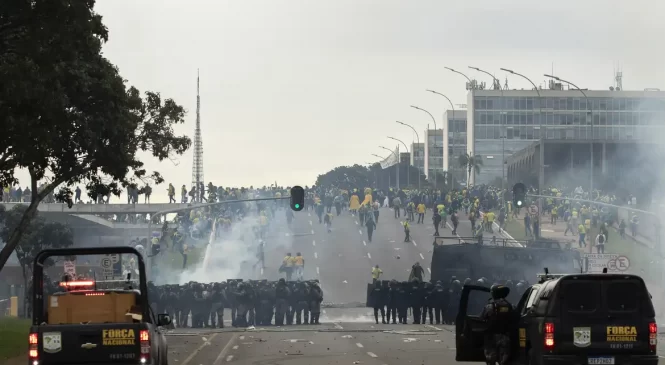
[379,146,400,169]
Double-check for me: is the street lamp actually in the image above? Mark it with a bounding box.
[396,121,422,190]
[444,67,473,84]
[380,146,400,190]
[411,105,439,187]
[469,66,501,90]
[501,67,544,215]
[426,90,456,185]
[389,136,410,188]
[545,74,594,196]
[372,153,389,188]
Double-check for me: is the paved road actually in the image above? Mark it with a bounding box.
[163,322,473,365]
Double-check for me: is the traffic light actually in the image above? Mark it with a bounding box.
[512,183,526,208]
[290,186,304,211]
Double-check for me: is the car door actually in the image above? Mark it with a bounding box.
[455,284,491,362]
[515,285,540,365]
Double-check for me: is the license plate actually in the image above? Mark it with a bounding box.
[588,357,615,365]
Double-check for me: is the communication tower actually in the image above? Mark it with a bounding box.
[191,70,204,201]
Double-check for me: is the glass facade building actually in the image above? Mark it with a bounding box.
[442,110,468,182]
[423,129,444,179]
[467,89,665,185]
[410,142,425,173]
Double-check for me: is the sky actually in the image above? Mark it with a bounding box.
[12,0,665,202]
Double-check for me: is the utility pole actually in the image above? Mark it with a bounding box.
[191,69,205,203]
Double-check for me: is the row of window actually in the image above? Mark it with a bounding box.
[473,125,663,140]
[475,111,665,126]
[474,96,665,112]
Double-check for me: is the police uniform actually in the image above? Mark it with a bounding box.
[480,285,514,365]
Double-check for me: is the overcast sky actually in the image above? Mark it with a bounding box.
[13,0,665,202]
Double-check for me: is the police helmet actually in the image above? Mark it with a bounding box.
[490,284,510,299]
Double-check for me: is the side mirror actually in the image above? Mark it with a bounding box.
[157,314,172,327]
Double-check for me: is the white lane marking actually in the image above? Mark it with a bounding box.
[226,355,234,362]
[355,220,359,225]
[363,241,367,246]
[211,333,238,365]
[316,267,320,274]
[311,229,314,234]
[312,240,316,246]
[427,267,431,273]
[314,252,318,259]
[334,322,343,330]
[308,213,311,217]
[425,324,443,331]
[232,345,238,350]
[367,252,372,259]
[309,220,313,226]
[356,343,364,348]
[260,267,264,276]
[359,229,362,235]
[412,241,417,247]
[419,253,425,260]
[239,336,245,340]
[367,352,378,358]
[181,333,219,365]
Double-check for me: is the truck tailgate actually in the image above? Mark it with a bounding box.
[37,323,143,364]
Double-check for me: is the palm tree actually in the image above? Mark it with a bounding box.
[458,153,483,188]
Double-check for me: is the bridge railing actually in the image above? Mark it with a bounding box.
[433,236,569,249]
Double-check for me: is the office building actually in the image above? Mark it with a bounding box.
[442,110,468,183]
[423,129,444,180]
[467,85,665,186]
[411,142,425,173]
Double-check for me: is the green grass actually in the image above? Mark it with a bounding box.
[0,317,31,360]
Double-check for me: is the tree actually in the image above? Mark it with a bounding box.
[315,165,371,190]
[0,205,73,313]
[458,153,483,188]
[0,0,191,271]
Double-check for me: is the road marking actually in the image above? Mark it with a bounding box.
[314,252,318,259]
[181,333,218,365]
[316,267,320,274]
[425,325,443,331]
[412,241,417,247]
[334,322,343,330]
[311,229,315,234]
[260,267,264,276]
[226,355,234,362]
[232,345,238,350]
[309,220,312,226]
[313,240,316,246]
[239,336,245,340]
[355,220,359,225]
[359,229,362,235]
[427,267,431,273]
[367,252,372,259]
[356,343,364,348]
[419,253,425,260]
[363,241,367,246]
[367,352,378,358]
[211,333,238,365]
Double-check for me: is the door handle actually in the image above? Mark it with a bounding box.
[81,343,98,350]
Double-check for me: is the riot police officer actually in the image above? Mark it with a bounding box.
[480,284,514,365]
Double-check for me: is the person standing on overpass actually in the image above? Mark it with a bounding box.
[372,265,383,284]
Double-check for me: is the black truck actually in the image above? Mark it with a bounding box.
[29,246,172,365]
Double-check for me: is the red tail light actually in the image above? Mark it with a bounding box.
[544,322,555,351]
[649,322,657,351]
[29,333,38,359]
[140,330,150,363]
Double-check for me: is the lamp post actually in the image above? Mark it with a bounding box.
[426,90,456,185]
[469,66,501,90]
[389,136,410,188]
[372,153,390,188]
[396,121,421,190]
[411,105,439,187]
[501,68,544,216]
[444,66,473,85]
[380,145,400,190]
[545,74,594,197]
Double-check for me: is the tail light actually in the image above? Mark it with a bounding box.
[29,332,39,360]
[140,330,150,363]
[649,322,657,351]
[544,322,555,351]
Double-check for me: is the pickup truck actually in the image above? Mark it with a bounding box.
[28,246,172,365]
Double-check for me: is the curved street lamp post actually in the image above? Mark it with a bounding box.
[410,105,439,187]
[396,121,421,190]
[388,136,410,188]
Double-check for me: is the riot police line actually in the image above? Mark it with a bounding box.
[366,277,529,325]
[147,278,324,328]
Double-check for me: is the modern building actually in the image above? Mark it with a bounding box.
[442,110,468,182]
[399,152,410,165]
[423,129,444,180]
[410,142,425,173]
[467,85,665,187]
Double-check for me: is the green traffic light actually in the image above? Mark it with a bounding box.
[295,204,300,209]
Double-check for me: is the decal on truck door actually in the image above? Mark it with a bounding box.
[43,332,62,353]
[573,327,591,348]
